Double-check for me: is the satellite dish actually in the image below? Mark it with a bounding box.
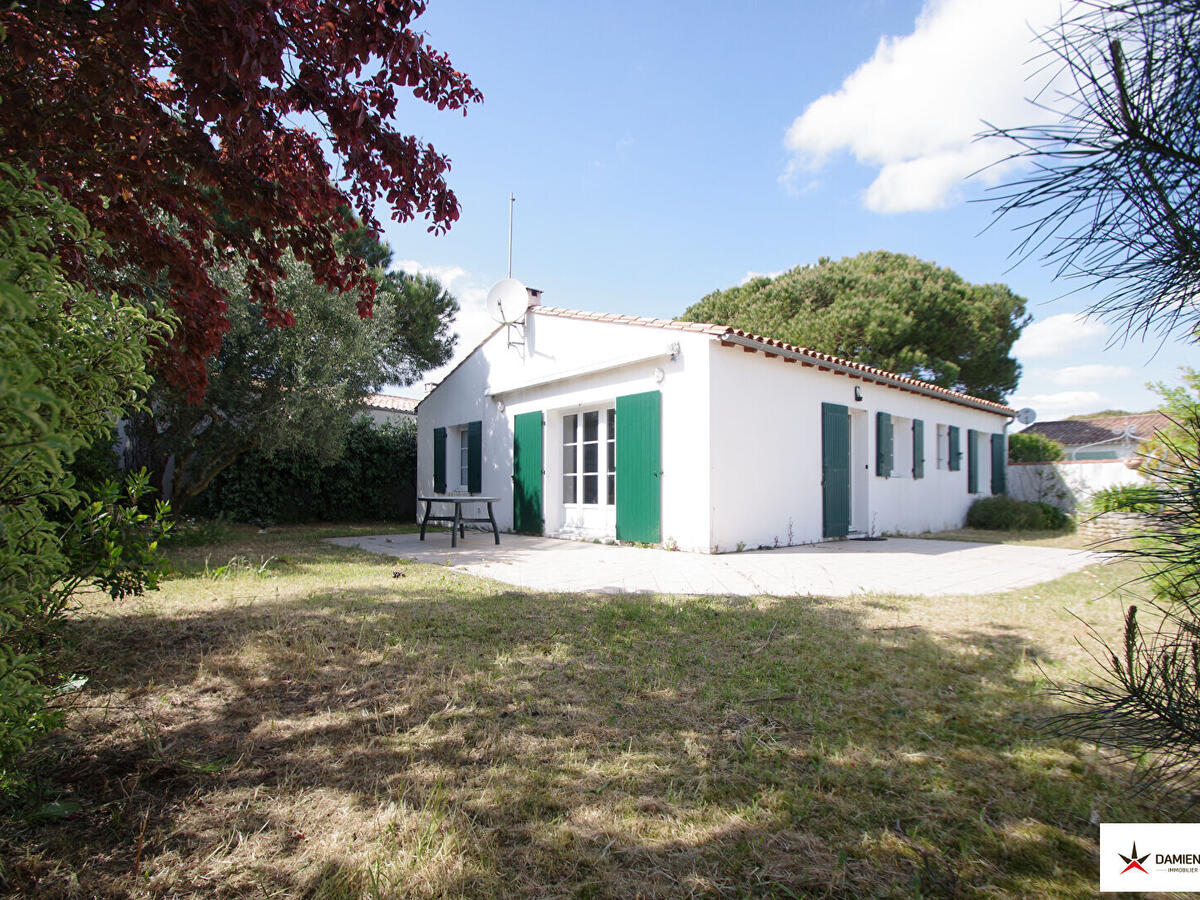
[1016,407,1037,425]
[486,277,529,325]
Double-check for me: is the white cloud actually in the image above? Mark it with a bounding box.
[1008,390,1104,420]
[392,259,467,289]
[1045,363,1132,387]
[783,0,1067,212]
[1012,313,1107,359]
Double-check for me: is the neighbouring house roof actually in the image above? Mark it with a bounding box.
[1020,412,1169,447]
[533,306,1016,416]
[364,393,419,414]
[1080,412,1171,437]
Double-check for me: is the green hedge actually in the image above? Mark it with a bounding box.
[1008,432,1064,462]
[966,495,1071,531]
[189,417,417,523]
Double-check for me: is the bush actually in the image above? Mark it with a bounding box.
[1009,432,1064,462]
[0,163,170,781]
[966,495,1071,531]
[189,417,417,523]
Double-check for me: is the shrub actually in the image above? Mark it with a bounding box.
[189,417,417,523]
[0,162,171,781]
[1009,432,1064,462]
[967,495,1071,531]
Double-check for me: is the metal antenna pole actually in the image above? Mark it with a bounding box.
[507,192,515,278]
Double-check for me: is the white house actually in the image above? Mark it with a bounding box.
[416,295,1015,553]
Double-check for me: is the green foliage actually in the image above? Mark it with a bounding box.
[990,0,1200,800]
[127,231,456,506]
[1143,367,1198,461]
[1008,432,1065,462]
[966,496,1071,531]
[0,162,171,777]
[190,418,417,524]
[680,251,1029,402]
[1090,484,1160,515]
[160,516,233,549]
[1051,413,1200,793]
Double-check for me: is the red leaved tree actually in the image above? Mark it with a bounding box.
[1,1,481,398]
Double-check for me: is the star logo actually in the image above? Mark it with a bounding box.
[1119,841,1151,875]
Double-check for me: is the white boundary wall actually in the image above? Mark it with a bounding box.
[1007,459,1147,514]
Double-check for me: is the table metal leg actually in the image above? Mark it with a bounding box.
[452,503,460,548]
[487,501,500,544]
[419,500,431,540]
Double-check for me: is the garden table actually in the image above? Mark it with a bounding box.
[417,495,500,548]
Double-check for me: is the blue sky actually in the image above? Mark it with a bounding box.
[378,0,1193,420]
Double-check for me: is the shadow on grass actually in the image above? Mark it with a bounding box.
[5,579,1157,899]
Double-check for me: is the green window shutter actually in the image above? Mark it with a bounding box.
[615,390,661,543]
[467,420,482,493]
[433,427,447,494]
[967,429,979,493]
[991,433,1007,495]
[912,419,925,479]
[875,411,893,477]
[948,425,961,471]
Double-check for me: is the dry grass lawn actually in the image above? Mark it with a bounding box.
[0,524,1175,898]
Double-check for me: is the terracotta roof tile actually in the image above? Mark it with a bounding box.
[532,306,1014,415]
[1022,413,1168,446]
[364,393,419,413]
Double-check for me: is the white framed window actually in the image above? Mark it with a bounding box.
[562,407,616,506]
[562,414,578,503]
[606,407,616,505]
[458,428,469,489]
[892,415,913,478]
[936,424,949,470]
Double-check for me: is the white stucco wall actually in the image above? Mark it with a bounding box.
[706,343,1012,550]
[420,307,1014,554]
[417,311,716,552]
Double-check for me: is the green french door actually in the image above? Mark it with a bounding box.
[822,402,851,538]
[615,390,661,543]
[512,411,543,534]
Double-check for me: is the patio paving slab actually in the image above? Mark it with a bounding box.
[325,532,1105,598]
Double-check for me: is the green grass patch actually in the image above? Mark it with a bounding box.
[0,526,1170,898]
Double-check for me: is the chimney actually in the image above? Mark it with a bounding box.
[525,286,543,307]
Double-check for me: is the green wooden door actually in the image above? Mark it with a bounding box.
[822,402,851,538]
[615,390,661,543]
[512,411,543,534]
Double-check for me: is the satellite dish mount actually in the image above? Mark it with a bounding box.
[486,277,530,351]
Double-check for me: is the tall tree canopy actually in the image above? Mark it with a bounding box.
[0,1,480,398]
[126,233,458,505]
[680,251,1029,402]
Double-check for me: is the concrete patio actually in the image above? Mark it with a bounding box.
[325,531,1104,598]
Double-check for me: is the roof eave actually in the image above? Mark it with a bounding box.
[717,333,1014,417]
